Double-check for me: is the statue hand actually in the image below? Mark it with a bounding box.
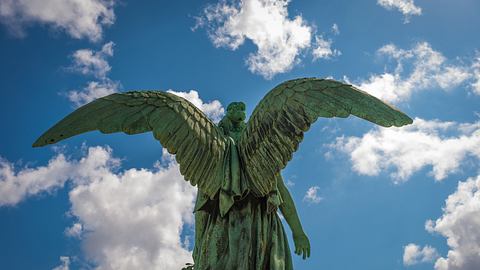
[293,231,310,259]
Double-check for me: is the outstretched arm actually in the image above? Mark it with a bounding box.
[277,175,311,259]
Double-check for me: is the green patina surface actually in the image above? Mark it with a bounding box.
[33,78,413,269]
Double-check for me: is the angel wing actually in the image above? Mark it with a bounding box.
[33,91,228,198]
[238,78,413,196]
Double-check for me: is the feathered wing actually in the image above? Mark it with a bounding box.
[238,78,413,196]
[33,91,228,198]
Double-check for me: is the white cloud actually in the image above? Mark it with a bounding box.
[68,80,119,107]
[377,0,422,23]
[52,256,70,270]
[0,146,122,207]
[312,35,341,60]
[68,148,196,270]
[331,23,340,35]
[65,223,83,238]
[0,153,72,206]
[471,53,480,95]
[348,42,473,104]
[67,42,119,107]
[425,175,480,270]
[168,90,225,123]
[403,243,439,266]
[0,0,115,41]
[329,118,480,183]
[303,186,322,204]
[195,0,312,79]
[1,146,196,270]
[70,42,114,79]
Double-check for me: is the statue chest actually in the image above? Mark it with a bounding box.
[227,130,242,143]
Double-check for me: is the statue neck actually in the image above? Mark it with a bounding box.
[218,116,245,142]
[226,121,244,142]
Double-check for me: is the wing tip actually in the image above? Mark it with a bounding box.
[32,134,60,148]
[405,116,414,125]
[393,115,414,127]
[32,139,45,148]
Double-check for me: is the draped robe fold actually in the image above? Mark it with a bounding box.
[192,137,293,270]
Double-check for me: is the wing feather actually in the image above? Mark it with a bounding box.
[33,91,228,198]
[239,78,413,196]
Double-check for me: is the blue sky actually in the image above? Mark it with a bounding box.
[1,0,479,269]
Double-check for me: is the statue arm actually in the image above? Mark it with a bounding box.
[277,175,311,259]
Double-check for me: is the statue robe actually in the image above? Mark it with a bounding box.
[192,137,293,270]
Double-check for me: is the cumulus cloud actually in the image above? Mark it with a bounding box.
[377,0,422,23]
[331,23,340,35]
[52,256,70,270]
[0,146,122,207]
[312,24,342,61]
[347,42,474,104]
[403,243,439,266]
[168,90,225,122]
[68,80,119,107]
[303,186,322,204]
[425,175,480,270]
[67,42,119,107]
[471,53,480,95]
[0,0,115,41]
[1,146,196,270]
[195,0,314,79]
[312,35,341,60]
[68,148,196,270]
[65,223,83,238]
[70,41,114,79]
[0,153,72,206]
[329,118,480,183]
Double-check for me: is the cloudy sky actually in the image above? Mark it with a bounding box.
[0,0,479,269]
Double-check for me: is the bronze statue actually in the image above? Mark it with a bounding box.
[33,78,412,269]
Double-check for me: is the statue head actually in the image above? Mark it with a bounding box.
[218,102,246,134]
[226,102,246,123]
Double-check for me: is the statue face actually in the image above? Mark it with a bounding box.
[226,102,246,123]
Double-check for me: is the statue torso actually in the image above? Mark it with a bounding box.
[227,129,242,143]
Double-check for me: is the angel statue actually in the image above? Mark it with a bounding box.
[33,78,412,270]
